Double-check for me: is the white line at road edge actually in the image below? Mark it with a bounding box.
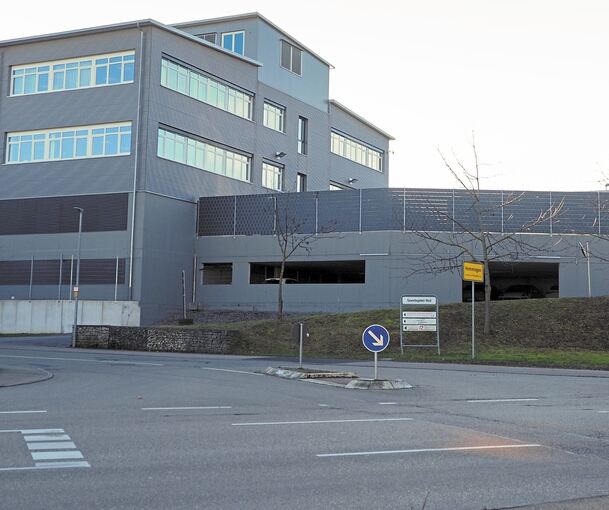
[201,367,263,376]
[0,354,163,366]
[233,418,413,426]
[317,444,542,458]
[142,406,232,411]
[0,410,47,414]
[0,462,90,471]
[467,398,539,403]
[378,402,397,405]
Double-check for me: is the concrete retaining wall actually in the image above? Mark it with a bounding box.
[0,300,140,334]
[76,325,235,354]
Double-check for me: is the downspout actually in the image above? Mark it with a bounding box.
[128,25,145,300]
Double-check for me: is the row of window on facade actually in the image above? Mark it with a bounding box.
[197,31,302,76]
[7,51,383,174]
[4,122,361,193]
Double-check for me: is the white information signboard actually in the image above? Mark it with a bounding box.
[399,295,440,355]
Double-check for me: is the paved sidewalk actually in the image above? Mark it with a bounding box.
[0,365,53,387]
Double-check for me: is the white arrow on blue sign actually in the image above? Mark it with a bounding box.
[362,324,390,353]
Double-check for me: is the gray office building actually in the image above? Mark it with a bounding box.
[0,13,394,328]
[1,13,607,333]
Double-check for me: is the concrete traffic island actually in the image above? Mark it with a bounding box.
[0,365,53,387]
[264,367,413,390]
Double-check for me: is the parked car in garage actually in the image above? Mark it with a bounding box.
[462,283,500,301]
[264,277,299,284]
[499,284,544,300]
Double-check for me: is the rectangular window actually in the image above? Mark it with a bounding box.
[263,101,285,132]
[297,117,308,154]
[280,40,302,76]
[330,131,383,172]
[222,31,245,55]
[201,263,233,284]
[262,162,283,191]
[6,122,131,164]
[297,173,307,192]
[10,51,135,96]
[250,261,365,284]
[161,58,253,121]
[198,33,217,44]
[157,128,250,183]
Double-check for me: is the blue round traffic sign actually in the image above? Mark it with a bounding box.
[362,324,390,353]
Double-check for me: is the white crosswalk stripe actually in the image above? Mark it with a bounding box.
[20,428,90,469]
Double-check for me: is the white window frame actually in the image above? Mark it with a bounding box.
[157,128,251,183]
[330,131,383,172]
[9,51,135,97]
[161,58,253,121]
[298,116,308,155]
[262,162,283,191]
[280,40,303,76]
[263,101,286,133]
[221,31,245,55]
[6,122,132,164]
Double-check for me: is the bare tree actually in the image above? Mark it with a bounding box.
[409,136,563,335]
[267,193,334,320]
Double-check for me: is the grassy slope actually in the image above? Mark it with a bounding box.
[171,297,609,369]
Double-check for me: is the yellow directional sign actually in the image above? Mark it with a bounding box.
[463,261,485,282]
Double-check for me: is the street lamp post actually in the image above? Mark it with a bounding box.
[72,207,84,348]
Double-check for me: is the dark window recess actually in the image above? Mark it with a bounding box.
[0,193,128,235]
[250,260,365,284]
[0,258,125,285]
[297,173,307,192]
[202,263,233,284]
[198,33,217,44]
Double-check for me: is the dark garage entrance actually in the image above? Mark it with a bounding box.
[462,261,559,301]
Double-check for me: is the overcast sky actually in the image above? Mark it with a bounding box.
[2,0,609,191]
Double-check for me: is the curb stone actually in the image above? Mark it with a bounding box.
[0,366,53,388]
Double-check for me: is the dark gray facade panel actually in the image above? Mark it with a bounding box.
[199,189,609,237]
[0,193,128,235]
[0,258,125,285]
[235,195,274,236]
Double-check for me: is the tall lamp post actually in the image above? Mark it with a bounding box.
[72,207,84,348]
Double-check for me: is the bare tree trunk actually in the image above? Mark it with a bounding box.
[277,260,285,320]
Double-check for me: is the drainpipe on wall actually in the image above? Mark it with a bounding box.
[128,25,145,301]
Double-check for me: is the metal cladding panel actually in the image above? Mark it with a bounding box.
[599,193,609,236]
[361,188,403,231]
[453,190,503,233]
[197,196,235,236]
[550,192,599,234]
[317,189,360,233]
[0,193,128,235]
[503,191,552,234]
[236,194,274,236]
[275,193,316,234]
[0,258,125,285]
[404,189,452,232]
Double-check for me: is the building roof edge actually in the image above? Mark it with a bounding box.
[329,100,395,141]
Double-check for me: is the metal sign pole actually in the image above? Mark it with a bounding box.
[471,281,475,360]
[299,322,303,369]
[374,351,378,380]
[587,241,591,297]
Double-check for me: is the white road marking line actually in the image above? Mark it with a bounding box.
[0,410,47,415]
[0,354,163,366]
[0,462,90,472]
[24,434,71,442]
[598,411,609,413]
[317,443,543,458]
[27,441,76,451]
[378,402,397,405]
[201,367,263,376]
[233,417,414,426]
[31,451,84,461]
[141,406,232,411]
[467,398,539,403]
[0,428,64,434]
[318,404,330,407]
[34,461,90,468]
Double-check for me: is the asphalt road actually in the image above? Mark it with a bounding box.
[1,335,609,510]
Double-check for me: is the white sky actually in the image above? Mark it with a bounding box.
[2,0,609,191]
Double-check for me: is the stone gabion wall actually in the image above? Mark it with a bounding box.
[76,326,234,354]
